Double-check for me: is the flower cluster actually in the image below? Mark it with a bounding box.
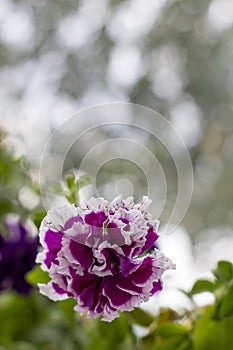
[37,196,175,321]
[0,217,39,294]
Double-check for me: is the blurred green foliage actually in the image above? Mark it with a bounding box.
[1,259,233,350]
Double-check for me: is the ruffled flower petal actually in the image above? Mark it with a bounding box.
[37,196,175,321]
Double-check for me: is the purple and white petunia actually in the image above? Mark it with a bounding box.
[36,196,175,322]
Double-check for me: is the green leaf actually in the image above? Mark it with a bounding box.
[86,314,135,350]
[219,282,233,318]
[63,173,92,205]
[76,174,92,189]
[59,298,76,326]
[213,261,233,283]
[127,308,154,327]
[193,304,233,350]
[177,341,193,350]
[151,336,190,350]
[190,279,217,295]
[64,173,76,189]
[0,292,40,346]
[49,172,93,205]
[156,322,189,338]
[26,265,50,285]
[32,210,46,229]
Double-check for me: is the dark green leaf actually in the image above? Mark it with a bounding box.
[219,282,233,318]
[59,298,76,326]
[128,308,154,327]
[213,261,233,283]
[97,314,131,339]
[0,292,38,346]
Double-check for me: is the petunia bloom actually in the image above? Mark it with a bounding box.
[0,216,39,294]
[37,196,175,321]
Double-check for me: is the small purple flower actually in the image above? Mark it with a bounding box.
[37,196,175,321]
[0,216,39,294]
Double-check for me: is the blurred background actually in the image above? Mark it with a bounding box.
[0,0,233,312]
